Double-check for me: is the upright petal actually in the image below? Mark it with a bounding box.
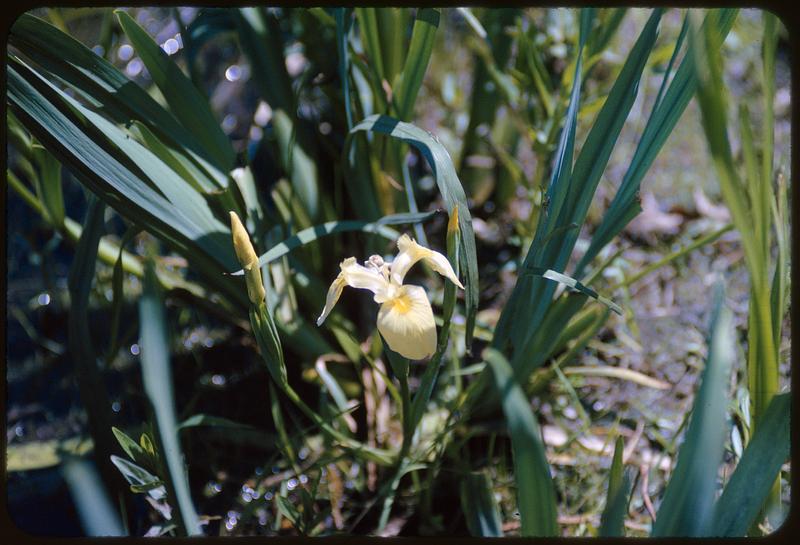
[376,284,437,360]
[390,234,464,289]
[317,257,390,325]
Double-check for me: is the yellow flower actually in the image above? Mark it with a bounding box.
[317,234,463,360]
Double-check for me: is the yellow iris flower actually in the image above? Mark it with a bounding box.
[317,234,463,360]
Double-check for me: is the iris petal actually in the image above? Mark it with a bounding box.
[390,234,463,289]
[376,285,437,360]
[317,257,390,325]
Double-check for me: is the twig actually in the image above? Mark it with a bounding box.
[640,463,657,522]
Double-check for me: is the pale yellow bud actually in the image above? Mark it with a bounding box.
[447,205,460,236]
[229,211,266,304]
[230,211,259,270]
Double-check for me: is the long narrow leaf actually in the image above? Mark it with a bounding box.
[9,13,230,187]
[494,9,662,378]
[139,260,202,536]
[394,8,439,120]
[490,7,592,356]
[235,7,320,219]
[115,10,235,170]
[651,281,735,536]
[67,196,124,516]
[710,392,790,536]
[7,58,244,308]
[575,9,737,277]
[484,349,557,536]
[599,437,633,536]
[460,471,503,537]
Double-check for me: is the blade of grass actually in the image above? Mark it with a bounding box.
[490,7,593,357]
[651,281,735,537]
[67,195,126,522]
[711,392,790,536]
[484,348,557,536]
[528,267,622,315]
[335,8,354,129]
[30,144,65,228]
[496,9,662,379]
[394,8,439,121]
[460,470,503,536]
[575,9,737,279]
[139,259,202,536]
[692,12,779,472]
[599,436,632,536]
[61,457,126,536]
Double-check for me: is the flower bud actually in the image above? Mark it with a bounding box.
[229,211,266,305]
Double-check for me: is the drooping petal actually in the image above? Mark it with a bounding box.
[390,234,464,289]
[376,284,437,360]
[317,257,390,325]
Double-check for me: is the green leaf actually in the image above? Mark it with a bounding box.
[394,8,439,120]
[459,9,519,199]
[129,121,216,194]
[599,436,632,537]
[112,427,147,464]
[575,9,737,278]
[115,10,235,170]
[276,495,302,529]
[250,301,288,388]
[9,13,231,185]
[7,57,244,308]
[351,115,479,345]
[31,144,65,227]
[493,9,662,377]
[109,455,166,501]
[711,393,790,536]
[139,260,202,535]
[335,8,354,129]
[61,457,127,536]
[314,360,352,417]
[355,8,385,83]
[177,414,258,431]
[235,7,320,219]
[107,226,138,361]
[460,470,504,537]
[528,267,622,315]
[66,196,121,500]
[490,7,591,359]
[652,281,735,537]
[484,348,557,536]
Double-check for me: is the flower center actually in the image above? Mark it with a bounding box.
[388,293,413,314]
